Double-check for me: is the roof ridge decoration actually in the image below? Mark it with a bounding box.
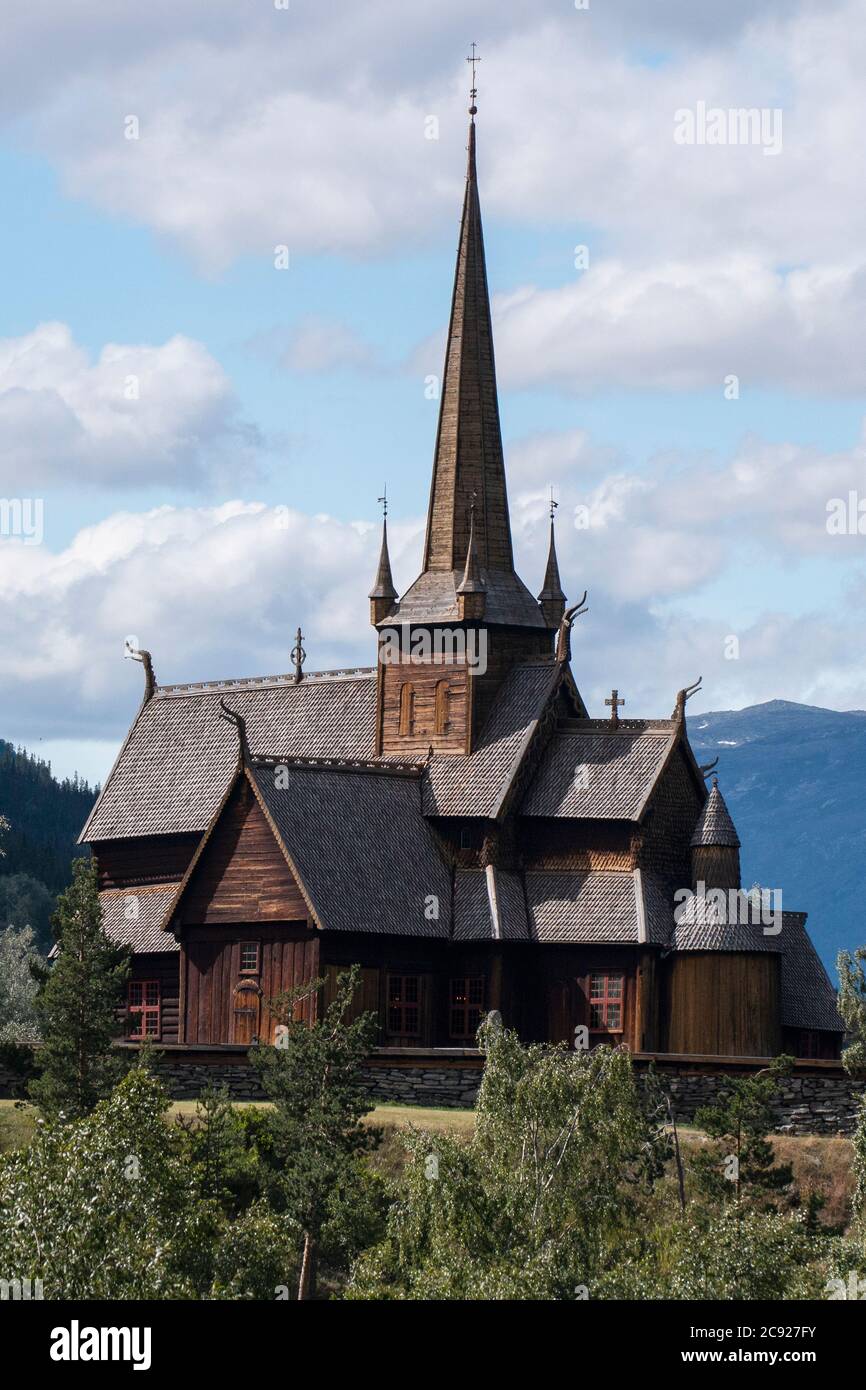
[672,675,702,724]
[123,640,157,702]
[253,753,424,779]
[554,592,588,663]
[538,493,567,629]
[157,667,376,696]
[218,699,251,766]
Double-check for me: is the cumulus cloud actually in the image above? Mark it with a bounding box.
[492,258,866,396]
[4,0,862,273]
[0,322,262,489]
[247,317,382,374]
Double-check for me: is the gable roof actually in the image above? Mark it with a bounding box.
[423,659,567,818]
[81,668,377,842]
[250,760,452,938]
[519,721,681,821]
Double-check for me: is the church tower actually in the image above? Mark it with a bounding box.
[373,88,562,757]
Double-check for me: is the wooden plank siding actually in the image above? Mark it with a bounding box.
[95,833,200,890]
[661,952,782,1057]
[177,778,308,926]
[182,925,319,1044]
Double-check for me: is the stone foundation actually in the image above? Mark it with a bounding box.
[3,1047,864,1135]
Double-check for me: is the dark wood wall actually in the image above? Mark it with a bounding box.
[177,779,308,926]
[181,924,319,1044]
[95,833,199,890]
[661,952,782,1056]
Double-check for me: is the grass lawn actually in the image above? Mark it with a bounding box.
[0,1098,854,1225]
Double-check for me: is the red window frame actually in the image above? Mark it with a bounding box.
[588,972,624,1033]
[387,974,420,1037]
[239,941,260,975]
[128,980,160,1040]
[449,976,485,1040]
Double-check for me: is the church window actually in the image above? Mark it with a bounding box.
[449,976,484,1039]
[387,974,420,1036]
[128,980,160,1039]
[434,679,450,734]
[399,683,416,736]
[239,941,260,975]
[589,973,624,1032]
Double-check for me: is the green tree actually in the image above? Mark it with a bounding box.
[350,1022,664,1300]
[838,947,866,1077]
[0,872,56,953]
[29,857,130,1120]
[691,1057,794,1210]
[0,923,40,1043]
[250,964,380,1299]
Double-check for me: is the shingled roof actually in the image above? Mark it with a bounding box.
[81,669,377,842]
[453,868,530,941]
[520,722,679,821]
[779,914,844,1032]
[524,868,670,945]
[250,761,452,938]
[99,886,180,953]
[423,659,562,818]
[691,779,740,847]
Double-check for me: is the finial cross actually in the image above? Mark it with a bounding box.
[605,688,625,727]
[466,42,480,111]
[291,626,306,684]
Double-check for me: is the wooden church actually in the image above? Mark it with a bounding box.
[80,101,842,1064]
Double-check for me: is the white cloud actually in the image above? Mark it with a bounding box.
[0,322,262,489]
[6,0,863,273]
[492,258,866,395]
[248,317,381,374]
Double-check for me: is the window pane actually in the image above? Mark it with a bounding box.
[606,1004,622,1030]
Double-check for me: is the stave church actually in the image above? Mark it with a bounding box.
[80,94,842,1068]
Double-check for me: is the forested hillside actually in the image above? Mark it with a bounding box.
[0,740,98,951]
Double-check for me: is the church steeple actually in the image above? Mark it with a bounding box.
[537,495,566,629]
[369,495,397,625]
[456,497,486,620]
[422,114,514,576]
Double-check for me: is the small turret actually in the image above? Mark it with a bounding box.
[456,502,486,621]
[538,511,566,629]
[690,776,741,890]
[369,515,397,625]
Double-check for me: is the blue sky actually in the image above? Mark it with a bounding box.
[2,0,866,786]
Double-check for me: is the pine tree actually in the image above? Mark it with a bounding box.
[250,965,379,1299]
[29,857,130,1120]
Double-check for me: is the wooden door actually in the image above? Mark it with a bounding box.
[232,981,262,1044]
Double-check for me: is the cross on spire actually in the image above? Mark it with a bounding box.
[605,688,625,728]
[467,42,480,115]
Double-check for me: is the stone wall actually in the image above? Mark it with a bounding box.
[3,1048,864,1135]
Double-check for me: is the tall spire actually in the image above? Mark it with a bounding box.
[537,492,566,629]
[421,84,514,577]
[457,496,486,619]
[369,490,397,624]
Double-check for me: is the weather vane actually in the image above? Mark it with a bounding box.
[291,626,306,684]
[378,486,388,519]
[467,42,480,115]
[549,486,558,523]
